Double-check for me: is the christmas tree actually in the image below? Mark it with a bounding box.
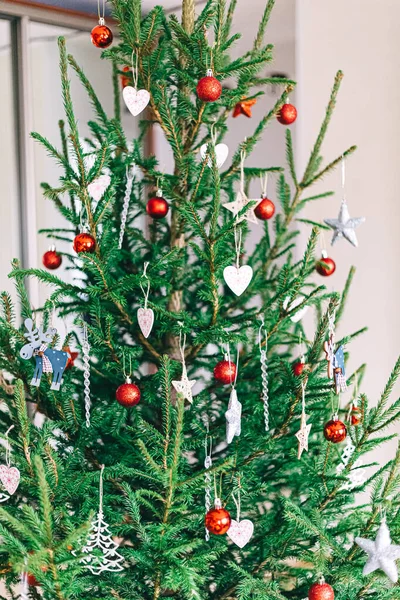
[0,1,399,599]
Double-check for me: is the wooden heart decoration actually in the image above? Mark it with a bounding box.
[200,143,229,169]
[88,174,111,202]
[0,465,20,495]
[137,308,154,339]
[227,519,254,548]
[223,265,253,296]
[123,86,150,117]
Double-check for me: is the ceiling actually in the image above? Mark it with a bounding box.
[23,0,191,15]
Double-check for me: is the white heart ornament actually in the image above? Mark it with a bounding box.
[88,174,111,202]
[0,465,20,495]
[200,143,229,169]
[137,308,154,339]
[223,265,253,296]
[227,519,254,548]
[123,86,150,117]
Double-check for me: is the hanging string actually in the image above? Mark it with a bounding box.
[97,0,106,23]
[131,51,139,89]
[260,173,268,198]
[234,226,242,270]
[231,489,241,523]
[99,464,105,514]
[301,381,306,415]
[225,342,239,388]
[139,262,151,310]
[341,154,346,203]
[239,148,246,195]
[122,352,132,383]
[5,425,14,468]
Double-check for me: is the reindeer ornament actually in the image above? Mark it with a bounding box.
[20,319,68,391]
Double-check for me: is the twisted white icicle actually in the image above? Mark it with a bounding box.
[204,455,212,542]
[118,168,135,250]
[82,323,91,428]
[260,348,269,432]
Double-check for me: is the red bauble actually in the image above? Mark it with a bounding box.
[205,507,231,535]
[91,22,113,49]
[308,581,335,600]
[121,66,131,89]
[316,254,336,277]
[27,573,40,587]
[351,406,362,426]
[292,361,306,376]
[146,196,169,219]
[255,197,275,220]
[196,71,222,102]
[42,247,62,270]
[277,103,297,125]
[324,417,347,443]
[214,360,237,385]
[63,346,79,370]
[116,380,141,407]
[73,232,96,254]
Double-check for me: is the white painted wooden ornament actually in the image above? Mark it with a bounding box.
[123,87,150,116]
[223,265,253,296]
[87,174,111,202]
[0,426,20,497]
[138,262,154,339]
[200,143,229,169]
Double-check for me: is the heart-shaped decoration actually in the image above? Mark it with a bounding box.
[200,143,229,169]
[137,308,154,339]
[227,519,254,548]
[88,174,111,202]
[0,465,20,495]
[223,265,253,296]
[123,86,150,117]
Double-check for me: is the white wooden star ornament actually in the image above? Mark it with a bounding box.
[356,518,400,583]
[223,190,258,224]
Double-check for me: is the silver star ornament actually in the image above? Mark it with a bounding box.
[225,388,242,444]
[172,364,196,404]
[324,201,365,247]
[295,412,312,459]
[355,518,400,583]
[223,190,258,224]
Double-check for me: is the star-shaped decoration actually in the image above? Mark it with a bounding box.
[324,201,365,247]
[172,364,196,404]
[355,519,400,583]
[63,346,79,370]
[223,190,258,224]
[225,388,242,444]
[295,412,312,459]
[233,97,257,118]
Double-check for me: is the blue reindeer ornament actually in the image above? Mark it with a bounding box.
[20,319,68,391]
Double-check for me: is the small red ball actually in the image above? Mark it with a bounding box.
[316,256,336,277]
[116,382,141,407]
[27,573,40,587]
[42,249,62,270]
[255,197,275,220]
[146,197,169,219]
[308,582,335,600]
[121,66,131,89]
[214,360,237,385]
[277,103,297,125]
[196,75,222,102]
[91,23,113,49]
[205,507,231,535]
[351,406,362,426]
[324,418,347,443]
[292,362,306,376]
[73,232,96,254]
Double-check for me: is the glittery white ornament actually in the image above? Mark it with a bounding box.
[225,388,242,444]
[356,518,400,583]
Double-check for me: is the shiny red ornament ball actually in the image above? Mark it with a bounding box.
[277,103,297,125]
[255,197,275,220]
[214,360,237,385]
[121,66,131,89]
[292,361,306,376]
[196,72,222,102]
[42,248,62,270]
[91,23,113,49]
[324,417,347,443]
[73,232,96,254]
[308,581,335,600]
[116,381,141,407]
[205,507,231,535]
[351,406,362,426]
[146,196,169,219]
[27,573,40,587]
[316,256,336,277]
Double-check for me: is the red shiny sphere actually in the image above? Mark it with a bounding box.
[146,196,169,219]
[316,256,336,277]
[116,382,141,407]
[42,250,62,270]
[91,24,113,49]
[277,103,297,125]
[73,232,96,254]
[255,197,275,220]
[121,66,131,89]
[27,573,40,587]
[292,361,306,376]
[214,360,237,385]
[351,406,362,426]
[324,418,347,443]
[308,582,335,600]
[196,75,222,102]
[205,507,231,535]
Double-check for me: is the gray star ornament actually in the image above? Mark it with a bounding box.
[295,412,312,459]
[223,190,258,224]
[225,388,242,444]
[355,518,400,583]
[172,364,196,404]
[324,201,365,247]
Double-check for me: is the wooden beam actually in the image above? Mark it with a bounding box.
[0,0,112,29]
